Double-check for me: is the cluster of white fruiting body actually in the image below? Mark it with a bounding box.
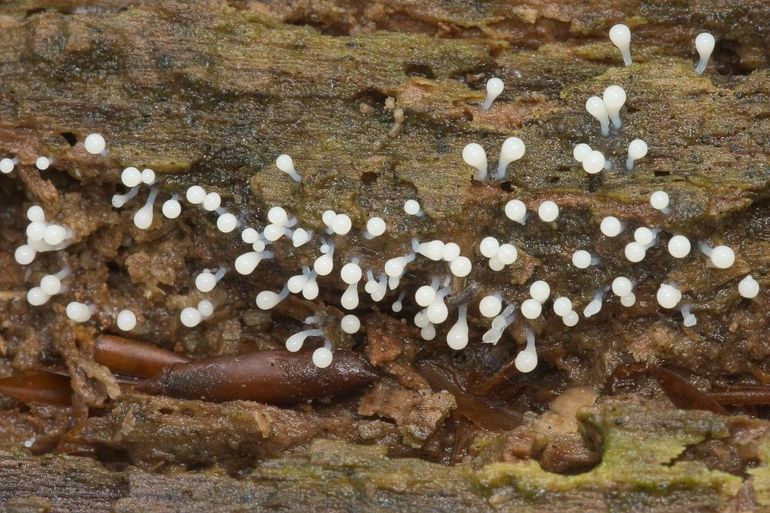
[7,28,752,373]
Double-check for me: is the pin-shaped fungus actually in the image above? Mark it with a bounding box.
[462,143,488,180]
[276,154,302,182]
[695,32,715,75]
[609,23,632,66]
[602,85,626,129]
[496,137,525,180]
[84,133,106,155]
[481,78,504,111]
[626,139,648,170]
[586,97,610,136]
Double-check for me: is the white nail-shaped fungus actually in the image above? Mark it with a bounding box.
[35,157,51,170]
[341,314,361,334]
[112,187,139,208]
[553,297,572,317]
[611,277,634,298]
[122,167,141,188]
[529,280,550,303]
[256,286,289,310]
[140,168,156,185]
[739,275,759,299]
[291,228,312,247]
[634,227,658,248]
[626,139,648,170]
[66,301,93,323]
[586,97,610,136]
[620,293,636,307]
[26,287,49,306]
[14,245,36,265]
[267,206,290,227]
[450,256,472,277]
[572,250,594,269]
[521,298,542,320]
[514,329,538,373]
[649,190,669,212]
[341,283,359,310]
[583,150,606,174]
[609,24,632,66]
[656,283,682,309]
[583,290,605,318]
[43,224,69,246]
[538,201,559,222]
[442,242,460,262]
[186,185,206,205]
[195,268,226,293]
[504,199,527,224]
[680,304,697,327]
[133,189,158,229]
[40,269,67,296]
[202,192,221,212]
[668,235,691,258]
[416,239,445,261]
[426,290,450,324]
[700,242,735,269]
[420,323,436,341]
[573,143,592,163]
[0,157,15,174]
[332,213,352,235]
[563,310,579,327]
[162,198,182,219]
[481,78,504,111]
[479,237,499,259]
[285,328,323,352]
[415,281,439,307]
[496,137,525,179]
[84,133,106,155]
[312,344,334,369]
[313,243,336,276]
[234,250,273,275]
[624,241,647,262]
[276,154,302,182]
[384,253,415,278]
[479,294,502,318]
[600,216,624,237]
[496,244,518,266]
[392,291,405,313]
[197,300,214,318]
[446,304,469,350]
[602,85,626,129]
[302,272,320,300]
[364,217,386,239]
[462,143,488,180]
[217,212,238,233]
[694,32,715,75]
[403,199,423,217]
[117,309,137,331]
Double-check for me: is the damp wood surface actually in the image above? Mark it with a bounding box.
[0,0,770,511]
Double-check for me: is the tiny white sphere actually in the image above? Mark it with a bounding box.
[26,287,50,306]
[414,310,429,328]
[488,256,505,271]
[600,216,623,237]
[121,167,141,187]
[415,285,437,307]
[197,300,214,318]
[366,217,386,237]
[629,139,648,160]
[256,290,284,310]
[504,199,527,223]
[738,275,760,299]
[486,77,504,97]
[312,347,334,368]
[195,271,217,293]
[341,314,361,334]
[496,244,518,265]
[216,213,238,233]
[583,150,605,174]
[340,262,363,285]
[267,206,289,226]
[695,32,716,68]
[0,157,14,174]
[612,277,633,297]
[426,300,448,324]
[26,205,45,223]
[529,280,551,303]
[263,223,285,242]
[499,137,525,166]
[515,348,538,373]
[442,242,461,262]
[420,324,436,341]
[14,245,36,265]
[479,236,500,258]
[43,225,67,246]
[35,156,50,170]
[573,143,592,163]
[276,154,295,172]
[84,133,106,155]
[462,143,487,174]
[602,85,626,112]
[656,284,682,309]
[479,295,502,318]
[186,185,206,205]
[140,168,156,185]
[202,192,221,212]
[287,274,308,294]
[241,228,259,244]
[450,256,472,277]
[668,235,691,259]
[66,302,92,323]
[332,214,352,235]
[634,227,655,246]
[710,245,735,269]
[117,309,137,331]
[553,297,572,317]
[302,279,319,300]
[321,210,337,227]
[650,190,669,211]
[404,199,421,216]
[609,24,631,54]
[39,275,62,295]
[162,199,182,219]
[620,293,636,307]
[26,221,46,241]
[562,310,579,327]
[538,201,559,222]
[313,253,334,276]
[572,250,592,269]
[521,298,542,319]
[419,240,444,261]
[625,242,646,263]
